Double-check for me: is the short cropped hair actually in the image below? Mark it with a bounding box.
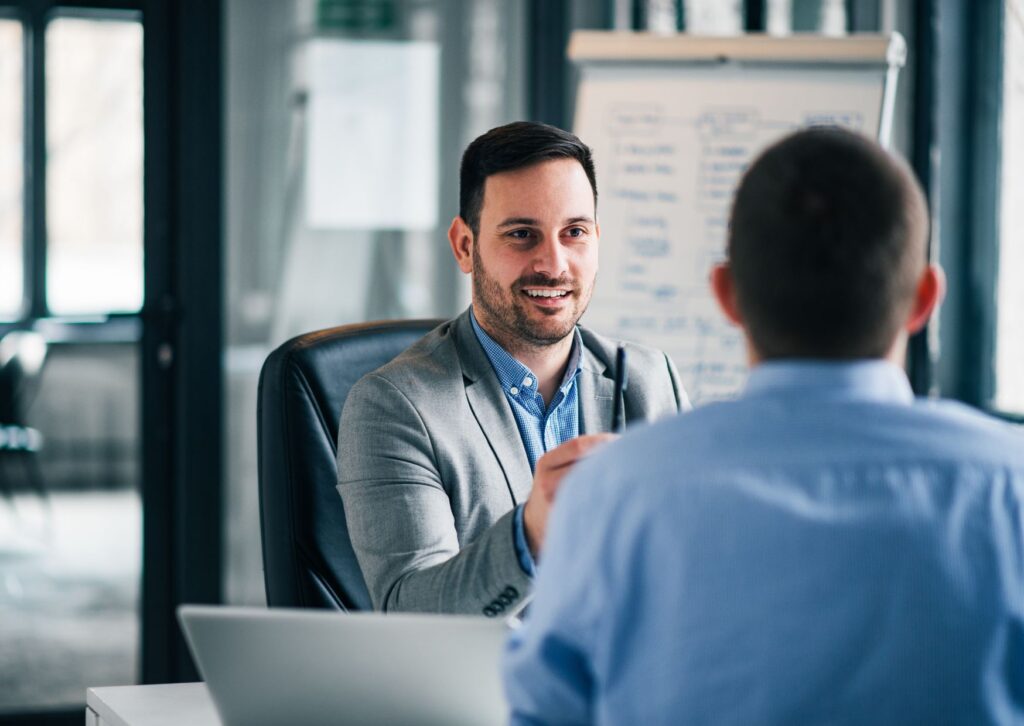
[727,127,928,359]
[459,121,598,235]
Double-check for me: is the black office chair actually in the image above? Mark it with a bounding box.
[257,318,442,610]
[0,331,49,503]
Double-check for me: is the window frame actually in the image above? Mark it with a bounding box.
[0,8,147,724]
[0,0,144,344]
[0,1,225,723]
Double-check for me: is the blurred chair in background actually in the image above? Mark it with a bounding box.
[0,331,49,504]
[257,319,440,610]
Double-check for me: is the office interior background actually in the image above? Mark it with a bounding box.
[0,0,1019,722]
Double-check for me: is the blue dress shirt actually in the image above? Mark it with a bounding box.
[504,361,1024,725]
[470,309,583,576]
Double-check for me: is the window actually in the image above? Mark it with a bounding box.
[0,8,144,718]
[1,11,142,324]
[46,17,143,315]
[994,0,1024,413]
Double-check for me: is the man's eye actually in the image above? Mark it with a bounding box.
[565,227,587,238]
[508,229,533,240]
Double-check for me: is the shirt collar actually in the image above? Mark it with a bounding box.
[469,307,583,395]
[743,359,914,405]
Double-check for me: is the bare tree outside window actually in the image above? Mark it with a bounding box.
[46,18,143,316]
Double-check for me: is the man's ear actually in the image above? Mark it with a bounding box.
[448,216,474,275]
[710,262,743,326]
[905,263,946,334]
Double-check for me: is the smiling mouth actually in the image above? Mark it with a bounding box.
[523,289,570,299]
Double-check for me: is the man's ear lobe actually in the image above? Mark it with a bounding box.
[710,262,743,326]
[905,263,946,334]
[447,216,474,275]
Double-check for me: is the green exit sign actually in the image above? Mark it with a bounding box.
[317,0,398,32]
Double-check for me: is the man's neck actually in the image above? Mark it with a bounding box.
[476,316,575,405]
[744,332,909,368]
[514,336,575,405]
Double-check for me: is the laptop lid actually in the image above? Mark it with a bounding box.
[178,605,509,726]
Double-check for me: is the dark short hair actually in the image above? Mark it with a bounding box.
[727,127,928,359]
[459,121,597,235]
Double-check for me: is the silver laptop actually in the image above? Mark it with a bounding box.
[178,605,509,726]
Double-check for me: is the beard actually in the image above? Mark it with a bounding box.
[471,243,594,353]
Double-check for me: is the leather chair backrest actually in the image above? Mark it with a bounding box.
[257,319,441,610]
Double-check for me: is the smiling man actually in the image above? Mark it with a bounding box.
[337,122,687,615]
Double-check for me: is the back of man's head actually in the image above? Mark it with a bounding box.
[727,127,929,360]
[459,121,597,236]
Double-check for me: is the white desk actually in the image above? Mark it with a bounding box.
[85,683,220,726]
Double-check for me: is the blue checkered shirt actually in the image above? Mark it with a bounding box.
[470,309,583,576]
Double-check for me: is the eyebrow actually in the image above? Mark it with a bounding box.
[496,216,595,228]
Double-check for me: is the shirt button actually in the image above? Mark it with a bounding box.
[509,387,519,395]
[523,377,533,387]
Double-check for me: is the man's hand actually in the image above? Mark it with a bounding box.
[523,433,617,558]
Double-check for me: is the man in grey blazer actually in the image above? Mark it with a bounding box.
[338,122,686,616]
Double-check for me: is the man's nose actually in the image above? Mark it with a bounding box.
[531,235,568,277]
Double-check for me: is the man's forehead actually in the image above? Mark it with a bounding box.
[496,215,595,228]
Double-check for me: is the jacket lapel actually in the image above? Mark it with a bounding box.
[578,345,616,435]
[453,312,534,504]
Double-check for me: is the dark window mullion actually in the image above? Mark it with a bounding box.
[526,0,570,128]
[24,1,47,319]
[743,0,765,31]
[18,3,32,320]
[907,0,937,395]
[962,0,1004,408]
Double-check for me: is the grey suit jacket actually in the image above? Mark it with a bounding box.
[337,308,686,615]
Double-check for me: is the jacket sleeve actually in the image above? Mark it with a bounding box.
[337,372,531,615]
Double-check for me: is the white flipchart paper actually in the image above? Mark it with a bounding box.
[306,39,439,230]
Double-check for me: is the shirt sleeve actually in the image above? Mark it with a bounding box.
[502,458,611,725]
[512,503,537,577]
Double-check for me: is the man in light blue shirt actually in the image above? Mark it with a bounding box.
[503,128,1024,723]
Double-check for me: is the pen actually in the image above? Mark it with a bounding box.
[611,345,628,433]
